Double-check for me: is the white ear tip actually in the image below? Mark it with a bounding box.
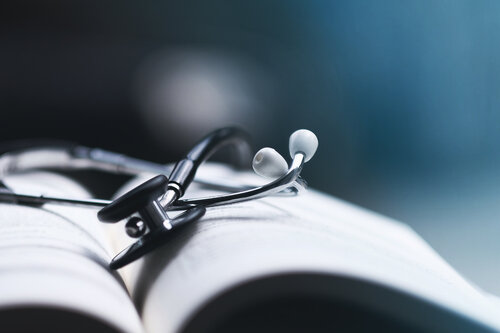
[289,129,318,162]
[252,147,289,178]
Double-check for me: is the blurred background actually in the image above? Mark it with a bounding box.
[1,1,499,294]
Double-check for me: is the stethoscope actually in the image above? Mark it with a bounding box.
[0,127,318,269]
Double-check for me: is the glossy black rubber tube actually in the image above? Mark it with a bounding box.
[168,127,252,195]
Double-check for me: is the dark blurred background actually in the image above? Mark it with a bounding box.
[1,1,499,294]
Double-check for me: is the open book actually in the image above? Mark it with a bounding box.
[1,165,499,332]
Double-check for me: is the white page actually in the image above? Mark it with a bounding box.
[0,172,143,333]
[112,164,500,333]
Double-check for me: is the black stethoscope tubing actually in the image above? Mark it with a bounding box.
[0,127,305,210]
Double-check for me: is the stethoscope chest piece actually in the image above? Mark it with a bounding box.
[98,174,206,269]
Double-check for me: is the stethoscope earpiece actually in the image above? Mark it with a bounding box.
[252,129,318,179]
[252,148,288,178]
[289,129,319,162]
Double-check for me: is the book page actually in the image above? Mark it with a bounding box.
[112,164,500,333]
[0,172,143,333]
